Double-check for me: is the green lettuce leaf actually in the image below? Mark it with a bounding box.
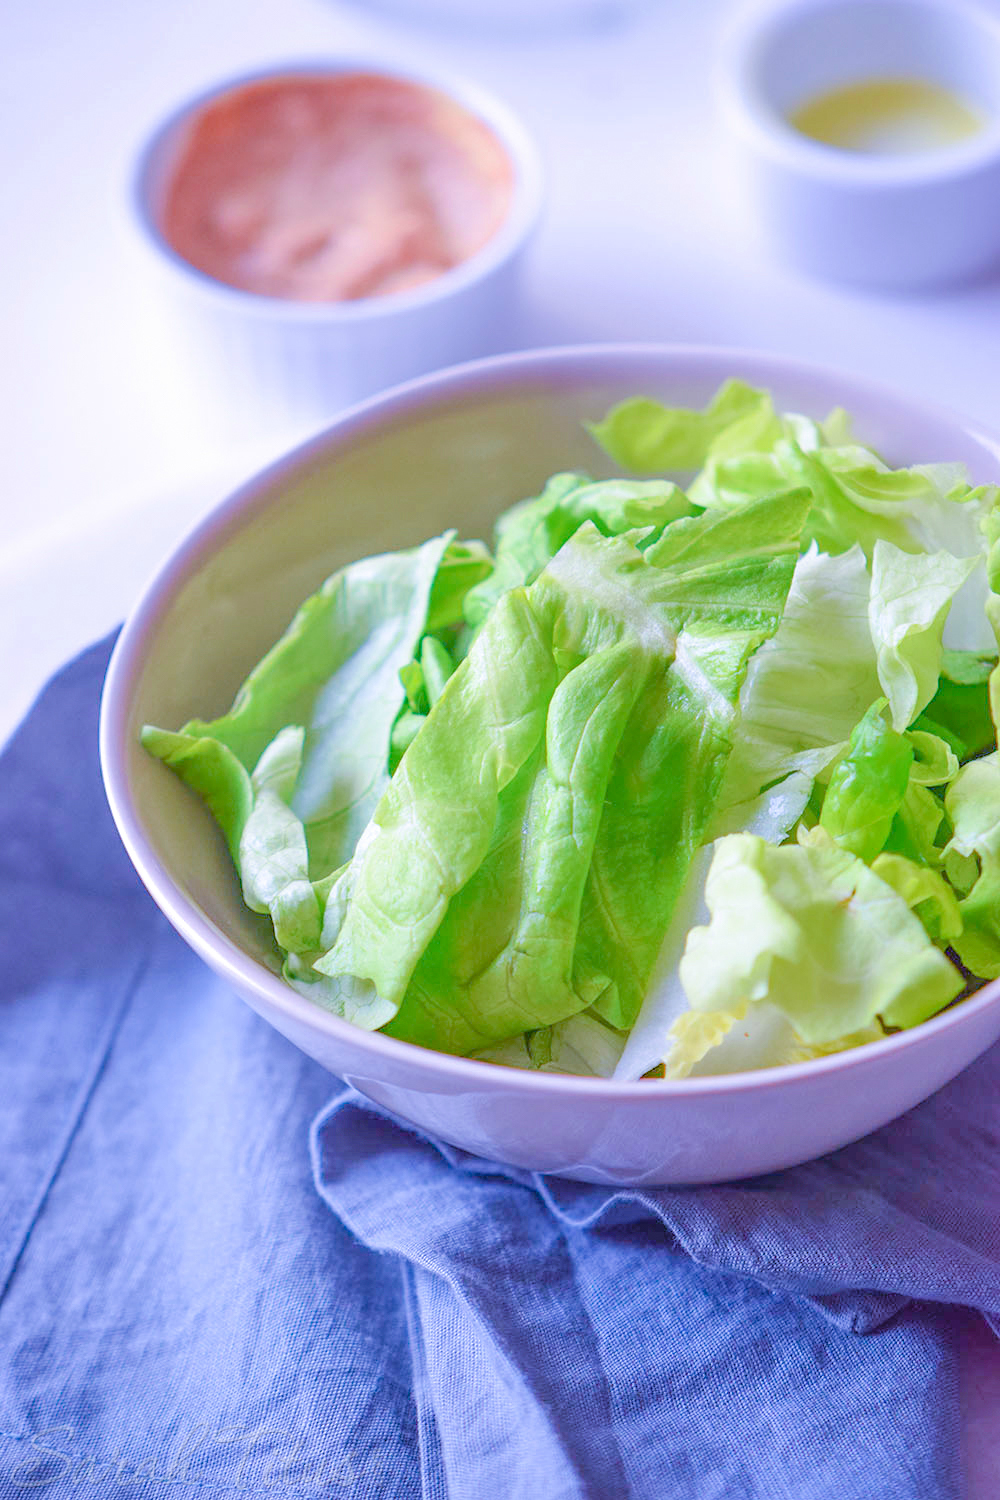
[981,502,1000,735]
[869,851,962,944]
[868,541,977,731]
[819,701,913,862]
[592,379,998,577]
[463,472,693,628]
[143,532,454,885]
[472,1012,627,1076]
[614,764,815,1081]
[237,727,321,953]
[944,754,1000,978]
[315,491,809,1055]
[676,832,962,1049]
[680,395,995,563]
[714,544,880,816]
[425,539,493,634]
[715,532,982,825]
[588,379,778,474]
[883,781,947,866]
[799,455,994,560]
[905,729,959,788]
[665,1004,887,1079]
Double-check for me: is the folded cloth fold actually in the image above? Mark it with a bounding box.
[313,1081,1000,1500]
[1,637,998,1500]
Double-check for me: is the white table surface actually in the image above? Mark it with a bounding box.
[3,0,999,1489]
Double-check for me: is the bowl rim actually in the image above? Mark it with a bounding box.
[718,0,1000,188]
[100,340,1000,1099]
[130,55,545,322]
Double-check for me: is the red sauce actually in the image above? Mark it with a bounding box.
[159,72,515,303]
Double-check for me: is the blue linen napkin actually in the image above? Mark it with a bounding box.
[2,635,999,1500]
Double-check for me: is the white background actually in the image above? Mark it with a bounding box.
[2,0,999,1479]
[8,0,1000,741]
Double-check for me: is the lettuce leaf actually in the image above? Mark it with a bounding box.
[425,539,493,634]
[237,727,321,953]
[944,754,1000,978]
[142,532,457,945]
[905,729,959,788]
[714,544,880,817]
[138,727,252,862]
[665,1004,887,1080]
[463,472,693,628]
[673,832,962,1063]
[819,702,913,862]
[614,768,814,1081]
[472,1012,627,1076]
[869,542,977,731]
[588,379,778,474]
[800,455,994,560]
[315,492,809,1055]
[869,852,963,945]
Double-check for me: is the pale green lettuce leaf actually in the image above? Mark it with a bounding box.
[389,711,425,768]
[425,539,493,634]
[870,851,963,944]
[399,660,425,713]
[611,844,713,1082]
[981,502,1000,733]
[594,378,998,572]
[238,727,321,953]
[420,636,455,705]
[552,492,809,1035]
[715,535,981,826]
[687,411,996,563]
[389,637,648,1049]
[285,963,398,1030]
[614,768,813,1081]
[389,637,457,771]
[144,532,454,882]
[713,543,880,818]
[665,1004,887,1079]
[588,378,778,474]
[283,851,398,1029]
[944,754,1000,978]
[676,832,962,1047]
[868,541,977,730]
[473,1012,627,1076]
[906,729,959,787]
[462,472,583,628]
[942,558,997,655]
[806,455,995,559]
[704,769,814,844]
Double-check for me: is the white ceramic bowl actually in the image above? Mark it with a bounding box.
[717,0,1000,288]
[100,344,1000,1185]
[131,60,544,445]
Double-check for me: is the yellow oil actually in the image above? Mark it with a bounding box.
[788,77,983,154]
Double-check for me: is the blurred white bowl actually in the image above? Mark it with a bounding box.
[100,344,1000,1186]
[718,0,1000,288]
[131,60,544,444]
[345,0,645,34]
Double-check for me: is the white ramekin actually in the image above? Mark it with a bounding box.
[717,0,1000,289]
[132,59,544,444]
